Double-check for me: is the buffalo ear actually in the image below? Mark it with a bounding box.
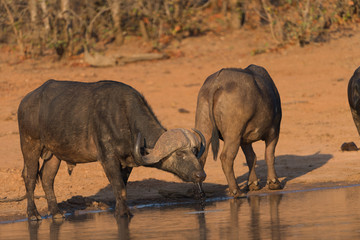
[133,132,162,165]
[192,128,206,159]
[135,129,197,166]
[133,132,144,166]
[139,138,152,155]
[144,148,153,155]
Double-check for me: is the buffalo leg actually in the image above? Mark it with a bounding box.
[40,156,62,218]
[241,144,260,191]
[21,139,42,221]
[265,135,281,190]
[220,138,243,197]
[100,159,132,218]
[350,109,360,136]
[120,167,132,186]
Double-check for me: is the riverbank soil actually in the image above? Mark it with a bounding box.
[1,27,360,221]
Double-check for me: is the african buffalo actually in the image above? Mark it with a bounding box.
[195,64,282,197]
[348,66,360,136]
[18,80,206,220]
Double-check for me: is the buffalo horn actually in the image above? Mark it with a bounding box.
[134,132,161,165]
[133,132,145,166]
[192,128,206,159]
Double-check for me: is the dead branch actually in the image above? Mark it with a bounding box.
[84,51,168,67]
[1,0,25,54]
[260,0,281,44]
[116,53,169,65]
[0,195,45,203]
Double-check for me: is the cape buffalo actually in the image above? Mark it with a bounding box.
[348,66,360,136]
[18,80,206,220]
[195,65,282,197]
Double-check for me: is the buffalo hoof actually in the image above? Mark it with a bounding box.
[115,200,133,219]
[52,212,64,219]
[229,188,246,198]
[267,179,282,190]
[247,181,261,191]
[115,207,133,220]
[29,214,42,221]
[28,209,42,221]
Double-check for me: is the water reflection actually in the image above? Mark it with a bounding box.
[116,217,130,240]
[194,203,207,240]
[3,185,360,239]
[269,195,282,240]
[226,198,243,239]
[27,218,64,240]
[25,213,130,240]
[28,221,41,240]
[220,194,283,240]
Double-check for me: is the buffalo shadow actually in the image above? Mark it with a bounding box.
[56,152,332,215]
[235,151,333,189]
[56,179,228,216]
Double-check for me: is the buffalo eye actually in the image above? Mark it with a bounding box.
[176,151,184,157]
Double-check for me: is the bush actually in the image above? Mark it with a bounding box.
[0,0,359,57]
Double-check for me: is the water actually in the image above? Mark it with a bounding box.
[2,185,360,239]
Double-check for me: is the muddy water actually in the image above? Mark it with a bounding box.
[2,185,360,239]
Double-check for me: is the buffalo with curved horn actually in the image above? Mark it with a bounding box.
[18,80,206,220]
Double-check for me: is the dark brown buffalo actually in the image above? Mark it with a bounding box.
[195,65,282,197]
[18,80,206,220]
[348,67,360,136]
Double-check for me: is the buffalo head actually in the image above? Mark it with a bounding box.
[134,128,206,183]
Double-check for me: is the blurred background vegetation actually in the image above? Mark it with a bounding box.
[0,0,359,58]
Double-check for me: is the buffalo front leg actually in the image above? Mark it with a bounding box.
[241,144,260,191]
[220,139,244,198]
[350,108,360,136]
[265,136,281,190]
[101,159,132,218]
[21,139,42,221]
[40,156,62,218]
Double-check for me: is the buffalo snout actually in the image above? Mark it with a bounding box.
[194,170,206,182]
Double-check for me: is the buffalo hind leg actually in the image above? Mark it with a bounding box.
[121,167,132,186]
[241,144,260,191]
[100,158,132,219]
[265,135,281,190]
[21,139,42,221]
[40,156,62,218]
[220,138,244,198]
